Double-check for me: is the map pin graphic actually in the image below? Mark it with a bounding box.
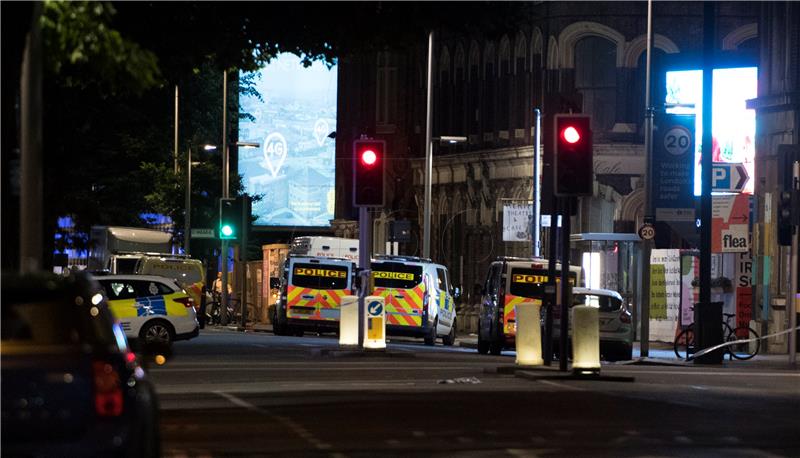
[314,119,329,147]
[262,132,288,177]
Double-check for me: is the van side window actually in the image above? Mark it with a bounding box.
[435,268,449,292]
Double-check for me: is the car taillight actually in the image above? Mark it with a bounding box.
[174,296,194,308]
[92,361,123,417]
[619,309,632,324]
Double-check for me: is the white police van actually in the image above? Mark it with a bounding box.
[370,255,457,346]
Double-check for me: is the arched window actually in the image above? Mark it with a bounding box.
[574,36,617,134]
[514,31,528,133]
[454,43,467,139]
[483,41,497,142]
[498,36,511,135]
[438,46,452,136]
[468,41,481,139]
[376,51,398,128]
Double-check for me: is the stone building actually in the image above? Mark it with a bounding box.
[332,1,800,330]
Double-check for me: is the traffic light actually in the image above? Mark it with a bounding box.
[777,145,800,246]
[554,114,593,196]
[219,198,239,240]
[353,139,385,207]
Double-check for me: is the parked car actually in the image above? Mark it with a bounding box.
[552,287,633,361]
[1,271,160,457]
[95,274,199,350]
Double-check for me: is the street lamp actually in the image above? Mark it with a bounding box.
[423,135,467,259]
[219,140,260,327]
[183,144,217,255]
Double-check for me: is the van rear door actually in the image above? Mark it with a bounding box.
[372,262,425,328]
[286,258,353,322]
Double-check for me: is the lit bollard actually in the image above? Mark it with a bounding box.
[363,296,386,350]
[572,305,600,374]
[339,295,359,347]
[515,301,543,366]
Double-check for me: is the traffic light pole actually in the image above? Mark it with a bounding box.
[790,161,799,366]
[358,207,372,347]
[559,197,571,372]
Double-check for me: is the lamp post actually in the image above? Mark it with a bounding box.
[219,140,260,326]
[423,136,467,259]
[184,144,217,255]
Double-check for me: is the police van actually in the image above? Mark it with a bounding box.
[478,257,582,355]
[273,238,358,335]
[371,255,457,346]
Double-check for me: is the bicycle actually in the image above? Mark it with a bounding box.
[206,293,256,327]
[674,312,760,360]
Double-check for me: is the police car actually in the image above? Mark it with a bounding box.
[95,274,199,348]
[371,255,457,346]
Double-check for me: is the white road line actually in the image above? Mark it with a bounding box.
[608,369,800,378]
[213,391,331,450]
[151,366,477,373]
[537,379,586,391]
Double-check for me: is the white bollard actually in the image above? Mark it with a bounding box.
[339,295,359,346]
[572,305,600,373]
[363,296,386,350]
[515,301,543,366]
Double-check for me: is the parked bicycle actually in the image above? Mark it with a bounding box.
[206,292,255,326]
[674,312,760,360]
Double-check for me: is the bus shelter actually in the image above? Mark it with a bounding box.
[570,233,643,338]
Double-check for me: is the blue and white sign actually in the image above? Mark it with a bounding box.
[367,300,383,317]
[238,53,338,227]
[711,162,749,193]
[653,113,696,222]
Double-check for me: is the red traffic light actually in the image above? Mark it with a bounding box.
[360,149,378,166]
[554,114,592,196]
[562,126,581,144]
[353,139,386,207]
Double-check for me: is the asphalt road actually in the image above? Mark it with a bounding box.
[148,329,800,457]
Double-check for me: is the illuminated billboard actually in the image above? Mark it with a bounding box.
[238,53,337,227]
[665,66,757,195]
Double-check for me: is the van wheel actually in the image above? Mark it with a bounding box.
[424,318,438,346]
[442,319,456,346]
[273,307,288,336]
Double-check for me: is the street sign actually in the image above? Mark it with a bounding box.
[638,223,656,240]
[653,113,695,221]
[711,162,749,193]
[712,194,750,252]
[191,228,215,239]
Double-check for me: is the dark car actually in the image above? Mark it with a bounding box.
[1,271,160,457]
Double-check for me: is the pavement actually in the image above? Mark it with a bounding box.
[222,323,799,371]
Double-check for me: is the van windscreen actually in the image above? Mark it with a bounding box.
[509,268,576,298]
[371,263,423,289]
[290,263,349,290]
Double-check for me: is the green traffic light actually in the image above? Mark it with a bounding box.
[220,224,234,238]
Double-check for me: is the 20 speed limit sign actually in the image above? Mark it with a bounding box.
[638,223,656,240]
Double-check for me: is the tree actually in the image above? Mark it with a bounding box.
[2,1,534,269]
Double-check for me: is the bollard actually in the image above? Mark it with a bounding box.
[515,301,544,366]
[572,305,600,373]
[363,296,386,350]
[339,295,359,346]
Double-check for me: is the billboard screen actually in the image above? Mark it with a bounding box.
[238,53,338,227]
[665,66,757,195]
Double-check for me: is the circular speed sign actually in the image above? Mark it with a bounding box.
[638,223,656,240]
[663,126,692,156]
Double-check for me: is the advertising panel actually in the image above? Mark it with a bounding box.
[239,53,338,227]
[665,67,757,195]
